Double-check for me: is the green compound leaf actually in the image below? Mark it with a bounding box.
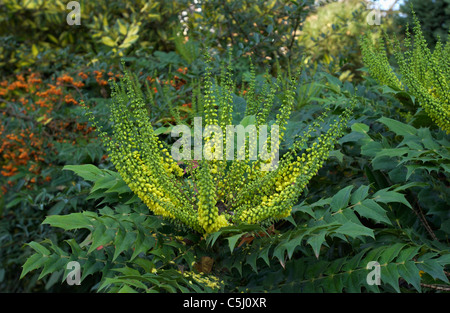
[330,185,354,212]
[43,213,93,231]
[354,199,391,225]
[335,221,374,239]
[378,117,417,137]
[63,164,105,182]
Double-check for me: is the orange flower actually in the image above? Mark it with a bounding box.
[57,74,74,85]
[72,81,85,88]
[35,99,48,108]
[28,73,42,85]
[64,94,78,105]
[78,72,88,80]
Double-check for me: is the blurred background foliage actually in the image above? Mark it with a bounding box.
[0,0,186,75]
[299,0,384,81]
[0,0,449,293]
[395,0,450,45]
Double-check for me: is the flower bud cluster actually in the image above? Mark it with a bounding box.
[86,60,353,235]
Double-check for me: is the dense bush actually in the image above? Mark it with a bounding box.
[183,0,313,72]
[19,54,450,292]
[0,0,186,75]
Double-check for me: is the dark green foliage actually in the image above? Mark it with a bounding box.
[0,0,187,75]
[184,0,313,70]
[396,0,450,45]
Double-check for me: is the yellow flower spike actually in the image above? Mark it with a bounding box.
[84,59,353,235]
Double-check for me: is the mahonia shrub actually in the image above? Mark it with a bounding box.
[83,57,355,235]
[360,11,450,133]
[19,60,450,294]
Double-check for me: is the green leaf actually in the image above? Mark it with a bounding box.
[133,258,155,273]
[63,164,104,182]
[105,180,131,194]
[350,185,370,205]
[48,201,67,216]
[130,231,156,261]
[330,185,353,212]
[361,141,383,157]
[117,19,128,36]
[39,255,68,280]
[417,259,449,283]
[118,285,138,293]
[440,163,450,173]
[154,126,172,135]
[381,263,401,293]
[354,199,391,225]
[246,250,258,273]
[120,34,139,49]
[101,36,117,47]
[393,182,427,192]
[206,230,223,247]
[380,85,399,94]
[284,234,305,259]
[396,246,421,263]
[321,72,341,93]
[91,175,117,193]
[239,115,257,128]
[45,271,63,290]
[379,243,405,264]
[28,242,51,256]
[6,197,24,209]
[291,203,315,218]
[374,147,409,159]
[113,229,137,261]
[258,245,271,266]
[378,117,417,137]
[351,122,369,133]
[306,230,327,259]
[436,253,450,266]
[43,213,93,231]
[373,188,412,208]
[81,258,105,282]
[336,221,374,239]
[88,224,116,254]
[328,150,344,163]
[20,254,48,279]
[283,215,297,227]
[398,261,421,292]
[227,234,243,253]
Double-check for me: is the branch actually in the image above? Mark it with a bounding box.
[421,283,450,291]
